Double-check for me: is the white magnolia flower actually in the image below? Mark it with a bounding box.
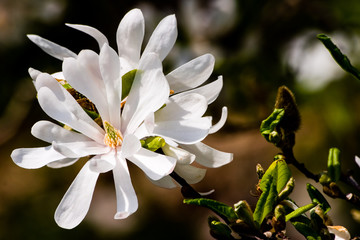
[11,46,178,229]
[27,8,232,186]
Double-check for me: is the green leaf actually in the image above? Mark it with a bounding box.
[254,159,291,226]
[291,217,322,240]
[278,177,295,202]
[317,34,360,81]
[122,69,137,99]
[260,158,291,193]
[184,198,238,223]
[140,136,165,152]
[260,108,285,144]
[306,184,331,214]
[327,147,341,182]
[253,177,277,227]
[83,108,100,120]
[285,202,317,222]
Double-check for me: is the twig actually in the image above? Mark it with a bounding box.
[170,171,202,199]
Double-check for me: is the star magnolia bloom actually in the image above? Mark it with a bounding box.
[27,8,232,186]
[11,47,178,229]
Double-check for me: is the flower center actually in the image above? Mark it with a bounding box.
[103,121,123,148]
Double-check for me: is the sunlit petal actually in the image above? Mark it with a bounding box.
[180,142,233,168]
[27,34,77,60]
[116,8,144,71]
[66,23,109,50]
[142,15,177,61]
[128,148,176,180]
[113,156,138,219]
[55,161,99,229]
[209,106,228,134]
[166,54,215,93]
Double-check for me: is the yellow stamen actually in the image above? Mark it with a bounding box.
[170,89,175,95]
[103,121,123,148]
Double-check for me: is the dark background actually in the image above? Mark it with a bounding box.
[1,0,360,239]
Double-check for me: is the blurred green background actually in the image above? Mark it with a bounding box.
[1,0,360,239]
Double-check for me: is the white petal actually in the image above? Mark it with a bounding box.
[89,151,116,173]
[52,141,109,158]
[55,161,99,229]
[152,117,212,144]
[161,143,195,164]
[166,54,215,93]
[51,71,65,80]
[116,8,144,70]
[149,176,177,189]
[27,34,77,60]
[182,76,223,104]
[113,156,138,219]
[99,44,122,129]
[355,156,360,168]
[327,226,351,240]
[28,68,41,80]
[175,164,206,184]
[209,106,228,134]
[155,93,207,121]
[121,134,141,159]
[180,142,233,168]
[11,146,67,169]
[142,15,177,61]
[128,148,176,180]
[63,50,110,122]
[122,53,169,135]
[31,120,92,143]
[66,24,109,49]
[47,158,79,168]
[37,85,105,143]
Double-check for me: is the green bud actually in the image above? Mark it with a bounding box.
[319,172,332,185]
[273,204,286,232]
[208,218,233,239]
[256,164,265,179]
[327,147,341,182]
[234,200,255,228]
[274,86,301,132]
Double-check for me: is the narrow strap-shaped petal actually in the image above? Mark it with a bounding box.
[116,8,144,70]
[66,23,109,50]
[209,106,228,134]
[355,156,360,168]
[55,161,99,229]
[47,158,79,169]
[166,54,215,93]
[52,141,109,158]
[99,44,122,129]
[149,176,177,189]
[162,143,195,165]
[36,77,105,143]
[152,117,212,144]
[179,76,223,104]
[121,134,141,159]
[63,50,110,122]
[179,142,233,168]
[113,156,138,219]
[11,146,68,169]
[89,151,116,173]
[31,120,92,143]
[27,34,77,60]
[122,53,169,135]
[142,14,177,61]
[28,68,41,81]
[155,93,207,122]
[174,164,206,184]
[128,148,176,180]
